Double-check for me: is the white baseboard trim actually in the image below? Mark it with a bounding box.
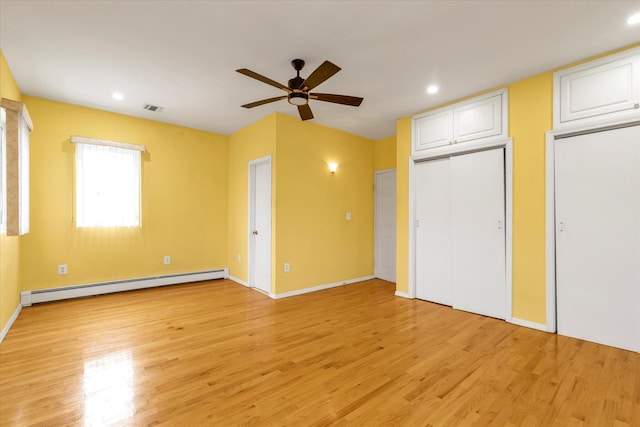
[270,275,376,300]
[21,268,229,306]
[228,275,249,287]
[0,304,22,344]
[509,317,548,332]
[394,291,412,299]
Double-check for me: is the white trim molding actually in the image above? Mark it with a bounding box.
[269,276,376,300]
[509,317,548,332]
[228,275,249,287]
[71,135,146,152]
[394,290,412,299]
[21,268,229,306]
[0,304,22,343]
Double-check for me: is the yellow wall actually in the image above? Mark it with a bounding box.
[508,73,551,323]
[374,136,396,171]
[226,112,374,294]
[0,49,22,333]
[396,43,640,324]
[274,113,374,293]
[20,96,229,290]
[227,113,276,284]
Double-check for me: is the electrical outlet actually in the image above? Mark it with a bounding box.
[58,264,67,275]
[346,212,352,221]
[237,254,241,263]
[163,256,171,265]
[284,263,290,272]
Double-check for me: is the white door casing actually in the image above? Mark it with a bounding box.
[375,169,397,282]
[554,125,640,352]
[249,156,272,294]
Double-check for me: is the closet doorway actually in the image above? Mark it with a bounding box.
[554,125,640,352]
[415,148,506,319]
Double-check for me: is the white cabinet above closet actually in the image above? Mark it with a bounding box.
[554,47,640,129]
[412,89,507,157]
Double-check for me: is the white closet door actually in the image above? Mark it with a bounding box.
[415,158,452,305]
[450,149,505,319]
[555,126,640,352]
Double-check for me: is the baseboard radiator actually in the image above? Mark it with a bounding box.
[21,268,229,306]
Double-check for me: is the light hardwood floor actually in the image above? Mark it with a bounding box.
[0,279,638,426]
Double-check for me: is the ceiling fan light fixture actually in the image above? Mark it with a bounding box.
[288,91,308,106]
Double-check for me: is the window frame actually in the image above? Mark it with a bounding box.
[72,136,145,228]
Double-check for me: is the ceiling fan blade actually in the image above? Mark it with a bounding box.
[236,68,290,92]
[302,61,341,91]
[310,93,364,107]
[241,96,287,108]
[298,104,314,121]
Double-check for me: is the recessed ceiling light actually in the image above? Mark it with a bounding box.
[627,12,640,25]
[426,85,439,95]
[112,92,124,101]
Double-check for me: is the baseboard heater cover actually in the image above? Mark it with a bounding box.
[21,268,229,306]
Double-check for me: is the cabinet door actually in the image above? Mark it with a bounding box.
[450,148,505,319]
[453,94,503,143]
[555,126,640,352]
[557,55,640,126]
[415,158,452,306]
[414,109,453,151]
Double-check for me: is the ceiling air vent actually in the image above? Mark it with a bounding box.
[143,103,165,113]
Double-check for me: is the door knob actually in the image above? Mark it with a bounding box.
[252,230,259,235]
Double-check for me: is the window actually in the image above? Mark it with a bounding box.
[0,108,5,231]
[75,139,142,228]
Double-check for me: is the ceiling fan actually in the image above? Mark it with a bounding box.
[236,59,363,121]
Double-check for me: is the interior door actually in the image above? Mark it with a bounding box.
[375,169,397,282]
[450,148,506,319]
[415,158,452,305]
[250,158,272,294]
[555,125,640,352]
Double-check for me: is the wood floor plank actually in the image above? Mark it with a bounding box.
[1,279,639,426]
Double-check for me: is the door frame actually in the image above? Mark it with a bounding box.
[374,168,397,282]
[248,155,272,293]
[407,138,513,322]
[545,117,640,334]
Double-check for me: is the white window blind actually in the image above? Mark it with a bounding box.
[75,140,142,228]
[18,116,29,234]
[0,108,5,230]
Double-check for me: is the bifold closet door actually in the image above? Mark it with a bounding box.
[415,158,452,305]
[450,149,505,319]
[555,125,640,352]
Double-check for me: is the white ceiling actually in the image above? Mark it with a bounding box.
[1,1,639,140]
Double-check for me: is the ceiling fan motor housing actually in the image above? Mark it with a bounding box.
[288,76,305,90]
